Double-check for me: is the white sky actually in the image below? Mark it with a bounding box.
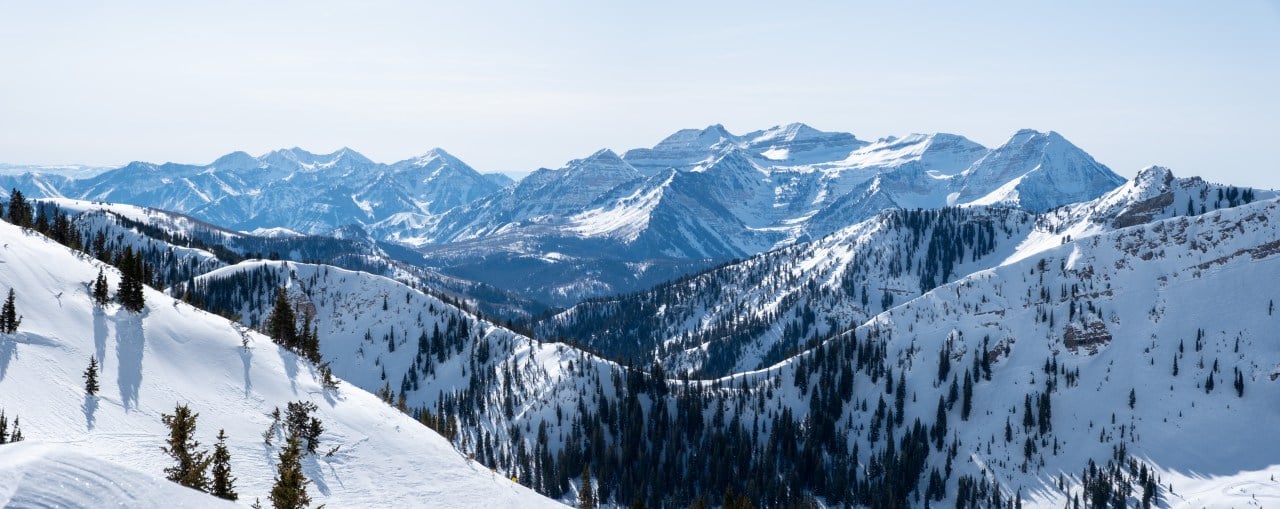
[1,1,1278,186]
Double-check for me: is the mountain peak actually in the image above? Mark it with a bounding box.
[957,129,1124,211]
[1133,165,1176,187]
[210,150,257,169]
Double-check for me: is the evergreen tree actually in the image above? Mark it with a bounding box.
[116,247,146,312]
[1205,372,1215,393]
[1128,388,1136,409]
[961,370,974,421]
[1,288,21,334]
[270,433,311,509]
[161,403,212,492]
[93,269,111,306]
[266,288,299,350]
[8,417,21,442]
[6,189,32,228]
[84,356,100,396]
[210,429,239,501]
[578,462,596,509]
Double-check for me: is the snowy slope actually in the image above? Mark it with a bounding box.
[0,442,237,508]
[0,220,561,507]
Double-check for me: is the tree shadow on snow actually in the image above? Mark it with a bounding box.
[240,347,253,398]
[0,337,12,381]
[114,311,146,411]
[93,307,108,372]
[0,332,60,382]
[82,394,98,431]
[282,351,299,395]
[302,454,334,497]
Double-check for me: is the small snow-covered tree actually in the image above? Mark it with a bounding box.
[161,403,211,492]
[92,269,111,306]
[1,288,21,334]
[210,429,238,501]
[83,356,100,395]
[269,433,311,509]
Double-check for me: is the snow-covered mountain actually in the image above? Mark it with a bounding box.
[0,147,504,236]
[400,126,1121,304]
[0,218,561,507]
[542,169,1272,377]
[1,124,1127,305]
[182,188,1280,508]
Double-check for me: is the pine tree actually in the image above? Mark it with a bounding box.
[961,370,974,421]
[93,269,111,306]
[1128,388,1136,409]
[1,288,21,334]
[210,429,239,501]
[6,188,32,228]
[116,247,146,312]
[270,433,311,509]
[8,417,21,442]
[266,288,298,351]
[161,403,212,492]
[84,356,100,396]
[578,462,596,509]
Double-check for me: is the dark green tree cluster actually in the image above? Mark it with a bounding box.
[0,409,25,443]
[161,404,213,491]
[0,288,20,334]
[4,189,33,228]
[115,246,147,312]
[93,269,111,306]
[270,433,311,509]
[84,355,100,395]
[210,429,238,501]
[265,288,320,362]
[284,400,324,455]
[160,403,237,501]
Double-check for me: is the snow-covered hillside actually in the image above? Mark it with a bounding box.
[0,219,560,507]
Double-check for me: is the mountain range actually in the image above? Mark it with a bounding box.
[0,121,1277,507]
[0,124,1127,306]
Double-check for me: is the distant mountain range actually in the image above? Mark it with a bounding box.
[0,124,1127,305]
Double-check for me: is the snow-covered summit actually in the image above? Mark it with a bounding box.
[957,129,1124,211]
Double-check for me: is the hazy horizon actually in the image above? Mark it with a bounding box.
[2,1,1278,187]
